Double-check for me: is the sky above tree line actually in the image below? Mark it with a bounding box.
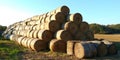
[0,0,120,26]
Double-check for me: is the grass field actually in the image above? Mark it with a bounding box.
[95,34,120,42]
[0,34,120,60]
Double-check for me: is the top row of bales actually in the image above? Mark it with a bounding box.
[3,5,94,41]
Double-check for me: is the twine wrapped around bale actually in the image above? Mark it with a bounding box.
[31,15,40,20]
[85,30,94,40]
[17,36,25,45]
[49,39,67,53]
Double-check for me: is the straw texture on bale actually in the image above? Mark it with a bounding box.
[85,30,94,40]
[63,21,78,35]
[37,30,53,41]
[79,22,89,33]
[67,13,82,25]
[74,42,97,59]
[102,40,117,55]
[50,12,65,23]
[55,30,72,40]
[49,39,67,53]
[55,5,70,16]
[30,39,48,51]
[9,34,17,41]
[67,40,80,55]
[89,41,108,57]
[45,21,61,32]
[75,32,86,40]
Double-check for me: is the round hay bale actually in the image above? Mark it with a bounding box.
[67,40,80,55]
[67,13,82,25]
[36,24,41,30]
[55,5,70,16]
[33,30,39,38]
[79,22,89,33]
[17,36,25,45]
[45,15,52,23]
[21,37,27,46]
[102,40,117,55]
[38,30,53,41]
[9,34,15,41]
[29,21,37,25]
[49,39,67,53]
[85,30,94,40]
[75,31,86,40]
[32,24,37,30]
[40,23,45,30]
[27,38,35,49]
[25,25,31,30]
[10,34,18,41]
[74,42,96,59]
[22,37,29,47]
[30,39,48,51]
[18,37,26,46]
[50,12,65,24]
[29,30,35,38]
[31,15,40,20]
[45,20,61,32]
[50,10,56,15]
[22,30,28,37]
[89,41,108,57]
[55,30,72,40]
[63,21,78,35]
[27,30,32,37]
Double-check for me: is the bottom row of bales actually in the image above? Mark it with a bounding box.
[7,34,117,59]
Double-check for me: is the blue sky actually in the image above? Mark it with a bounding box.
[0,0,120,26]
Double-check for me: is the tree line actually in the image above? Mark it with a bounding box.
[0,25,7,38]
[89,23,120,34]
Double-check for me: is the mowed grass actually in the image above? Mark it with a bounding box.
[0,40,26,60]
[0,40,77,60]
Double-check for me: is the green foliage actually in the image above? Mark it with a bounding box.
[0,25,7,31]
[0,40,25,59]
[89,23,120,34]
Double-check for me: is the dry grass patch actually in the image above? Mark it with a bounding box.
[95,34,120,42]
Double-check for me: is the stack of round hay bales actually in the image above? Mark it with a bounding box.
[2,5,117,59]
[101,40,117,55]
